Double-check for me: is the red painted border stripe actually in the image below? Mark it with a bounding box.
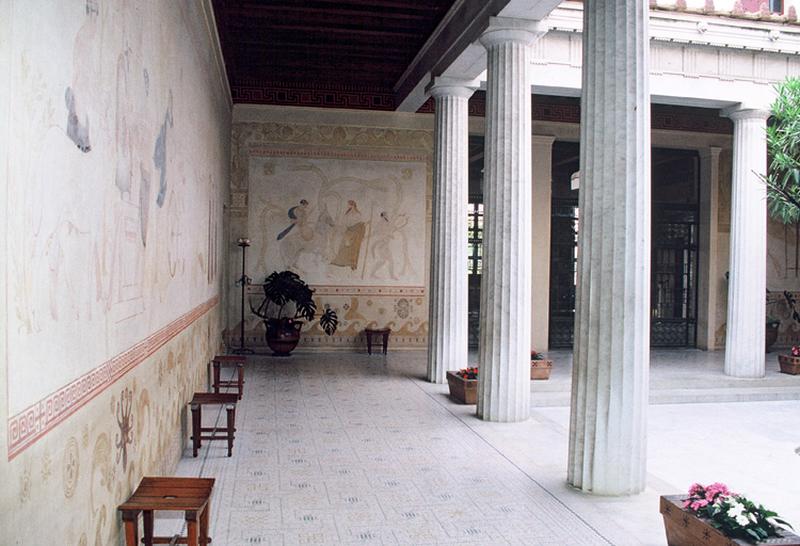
[7,296,219,461]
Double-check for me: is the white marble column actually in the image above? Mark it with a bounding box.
[724,109,769,378]
[698,146,722,351]
[567,0,651,495]
[531,135,556,352]
[477,17,545,422]
[427,77,475,384]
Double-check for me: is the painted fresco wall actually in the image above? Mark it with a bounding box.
[0,0,231,544]
[228,107,433,350]
[715,149,800,348]
[652,0,800,14]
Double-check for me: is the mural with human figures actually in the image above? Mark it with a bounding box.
[228,119,433,349]
[5,0,227,419]
[1,1,229,545]
[248,154,426,287]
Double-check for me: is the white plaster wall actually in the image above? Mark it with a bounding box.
[1,0,13,502]
[0,1,231,543]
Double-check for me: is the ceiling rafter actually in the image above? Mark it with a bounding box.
[211,0,454,108]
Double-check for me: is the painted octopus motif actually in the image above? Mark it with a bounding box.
[115,388,134,471]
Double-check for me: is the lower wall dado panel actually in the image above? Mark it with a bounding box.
[2,306,222,546]
[226,285,428,351]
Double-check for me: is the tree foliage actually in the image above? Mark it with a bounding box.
[765,77,800,224]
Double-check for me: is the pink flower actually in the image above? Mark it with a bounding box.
[705,482,732,500]
[690,499,710,511]
[688,483,704,496]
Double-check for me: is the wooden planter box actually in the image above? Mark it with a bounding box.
[660,495,800,546]
[446,371,477,404]
[778,354,800,375]
[530,359,553,380]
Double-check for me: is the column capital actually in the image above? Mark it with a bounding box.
[698,145,722,161]
[532,134,556,148]
[479,16,547,48]
[722,107,770,122]
[426,76,479,99]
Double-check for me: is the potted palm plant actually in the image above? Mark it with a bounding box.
[249,270,338,356]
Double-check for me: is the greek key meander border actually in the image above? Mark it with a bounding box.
[7,296,219,461]
[245,285,425,297]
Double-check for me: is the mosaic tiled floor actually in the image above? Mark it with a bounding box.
[165,353,609,545]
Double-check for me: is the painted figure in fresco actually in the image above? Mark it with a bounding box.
[370,211,410,280]
[64,0,103,154]
[154,91,174,208]
[331,200,366,270]
[65,87,92,152]
[276,199,310,241]
[315,201,336,258]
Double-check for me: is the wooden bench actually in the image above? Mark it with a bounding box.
[118,476,214,546]
[211,355,246,400]
[189,393,238,457]
[364,327,391,355]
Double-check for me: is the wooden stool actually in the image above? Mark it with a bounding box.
[118,476,214,546]
[212,355,246,400]
[190,393,238,457]
[365,327,391,355]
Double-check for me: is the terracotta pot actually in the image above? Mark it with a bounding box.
[265,318,302,356]
[660,495,800,546]
[766,322,779,353]
[530,359,553,380]
[446,371,477,404]
[778,354,800,375]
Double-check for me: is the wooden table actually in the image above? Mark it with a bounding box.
[364,327,391,355]
[118,476,214,546]
[190,393,238,457]
[212,354,246,400]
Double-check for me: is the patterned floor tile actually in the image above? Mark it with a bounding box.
[172,353,610,546]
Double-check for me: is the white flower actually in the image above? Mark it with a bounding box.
[736,514,750,526]
[749,513,758,523]
[727,502,745,518]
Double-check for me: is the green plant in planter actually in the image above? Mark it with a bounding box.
[250,270,338,355]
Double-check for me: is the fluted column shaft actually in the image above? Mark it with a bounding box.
[427,80,475,383]
[724,109,769,378]
[567,0,651,495]
[477,18,545,422]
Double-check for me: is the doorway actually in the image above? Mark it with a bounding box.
[465,139,701,349]
[547,143,701,348]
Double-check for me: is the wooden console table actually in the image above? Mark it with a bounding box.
[118,476,214,546]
